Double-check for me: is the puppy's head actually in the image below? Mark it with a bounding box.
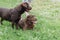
[21,2,32,12]
[26,15,37,24]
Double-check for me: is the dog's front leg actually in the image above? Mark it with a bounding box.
[15,23,19,29]
[23,25,27,30]
[12,22,15,29]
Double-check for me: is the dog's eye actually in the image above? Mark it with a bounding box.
[26,5,29,8]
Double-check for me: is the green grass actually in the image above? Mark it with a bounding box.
[0,0,60,40]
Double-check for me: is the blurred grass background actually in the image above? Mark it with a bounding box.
[0,0,60,40]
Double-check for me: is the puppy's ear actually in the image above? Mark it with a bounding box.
[26,15,31,21]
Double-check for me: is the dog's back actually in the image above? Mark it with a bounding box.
[0,8,9,17]
[0,8,12,21]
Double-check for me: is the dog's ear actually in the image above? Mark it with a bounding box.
[27,16,30,21]
[26,15,31,21]
[21,2,29,8]
[26,15,34,20]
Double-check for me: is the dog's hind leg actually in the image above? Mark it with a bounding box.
[0,18,3,25]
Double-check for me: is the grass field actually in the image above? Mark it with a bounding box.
[0,0,60,40]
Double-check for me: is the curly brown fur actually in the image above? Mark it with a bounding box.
[18,15,37,30]
[0,2,32,29]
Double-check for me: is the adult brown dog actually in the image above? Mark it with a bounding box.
[0,2,32,29]
[18,15,37,30]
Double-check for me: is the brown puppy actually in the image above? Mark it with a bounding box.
[0,2,32,29]
[18,15,37,30]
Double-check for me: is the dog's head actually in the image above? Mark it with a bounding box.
[21,2,32,12]
[26,15,37,24]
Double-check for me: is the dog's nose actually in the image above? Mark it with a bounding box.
[28,6,32,10]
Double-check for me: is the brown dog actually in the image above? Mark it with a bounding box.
[18,15,37,30]
[0,2,32,29]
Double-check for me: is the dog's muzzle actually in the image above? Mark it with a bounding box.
[26,7,32,12]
